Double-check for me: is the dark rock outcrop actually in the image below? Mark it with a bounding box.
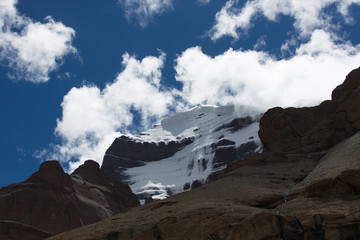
[71,160,140,226]
[208,139,259,180]
[102,136,194,181]
[259,67,360,155]
[214,116,255,132]
[212,140,259,168]
[104,136,194,162]
[0,160,139,236]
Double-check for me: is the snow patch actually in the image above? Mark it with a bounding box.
[122,105,262,203]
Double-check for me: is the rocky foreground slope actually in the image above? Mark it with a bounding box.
[48,67,360,240]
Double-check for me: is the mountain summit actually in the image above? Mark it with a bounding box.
[102,105,262,203]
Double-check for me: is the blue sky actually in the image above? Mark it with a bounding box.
[1,0,360,187]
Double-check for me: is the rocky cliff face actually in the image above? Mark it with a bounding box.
[49,67,360,240]
[102,136,195,182]
[71,160,139,226]
[0,160,139,237]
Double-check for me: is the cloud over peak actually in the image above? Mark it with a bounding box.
[176,30,360,110]
[43,52,175,171]
[0,0,76,83]
[119,0,173,27]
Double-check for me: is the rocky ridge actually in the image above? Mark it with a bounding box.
[49,67,360,240]
[0,160,139,237]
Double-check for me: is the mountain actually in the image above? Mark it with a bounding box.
[0,160,139,237]
[0,104,263,238]
[48,67,360,240]
[1,67,360,239]
[101,105,262,203]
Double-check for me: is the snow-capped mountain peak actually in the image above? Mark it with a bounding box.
[101,105,262,204]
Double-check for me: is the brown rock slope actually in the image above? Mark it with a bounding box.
[48,67,360,240]
[0,160,139,237]
[0,220,51,240]
[71,160,140,225]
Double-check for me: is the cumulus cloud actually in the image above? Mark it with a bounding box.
[210,0,360,41]
[39,52,175,171]
[0,0,76,83]
[175,30,360,110]
[119,0,173,27]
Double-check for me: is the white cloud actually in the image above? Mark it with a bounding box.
[0,0,76,83]
[41,52,175,171]
[197,0,212,6]
[119,0,173,27]
[175,30,360,110]
[254,35,266,50]
[210,0,360,41]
